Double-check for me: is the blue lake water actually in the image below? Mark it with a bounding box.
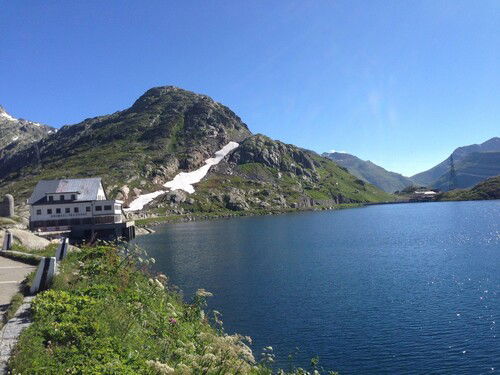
[133,201,499,374]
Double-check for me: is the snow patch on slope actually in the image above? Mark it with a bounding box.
[124,141,239,212]
[125,191,166,212]
[0,111,17,121]
[164,142,239,193]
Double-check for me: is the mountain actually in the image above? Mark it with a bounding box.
[0,106,55,159]
[0,86,392,215]
[322,152,413,193]
[438,175,500,201]
[411,137,500,188]
[431,151,500,191]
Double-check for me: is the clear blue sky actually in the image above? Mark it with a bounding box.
[1,1,498,176]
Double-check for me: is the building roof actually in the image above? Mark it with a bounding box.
[28,178,104,205]
[414,190,437,195]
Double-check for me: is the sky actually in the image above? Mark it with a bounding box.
[1,1,499,176]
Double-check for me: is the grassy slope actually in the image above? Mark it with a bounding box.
[147,152,393,218]
[438,175,500,201]
[1,139,154,201]
[323,152,413,193]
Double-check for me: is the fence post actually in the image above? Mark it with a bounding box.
[2,230,12,251]
[30,257,57,294]
[55,237,69,261]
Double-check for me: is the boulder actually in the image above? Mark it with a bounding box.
[224,192,249,211]
[165,190,187,204]
[0,194,14,217]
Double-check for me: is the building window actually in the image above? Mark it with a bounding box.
[104,205,112,210]
[86,206,91,212]
[36,209,41,215]
[65,207,70,213]
[74,207,79,213]
[48,196,54,202]
[47,209,52,214]
[71,194,77,200]
[60,195,65,201]
[56,208,61,214]
[95,206,102,211]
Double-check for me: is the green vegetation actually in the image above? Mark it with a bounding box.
[437,175,500,201]
[9,245,336,374]
[11,242,59,258]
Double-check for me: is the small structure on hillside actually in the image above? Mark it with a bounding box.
[28,178,135,241]
[0,194,14,217]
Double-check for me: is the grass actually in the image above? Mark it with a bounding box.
[437,176,500,201]
[9,245,336,374]
[11,242,59,258]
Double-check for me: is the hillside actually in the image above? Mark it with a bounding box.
[0,87,392,215]
[0,106,54,161]
[438,175,500,201]
[411,137,500,187]
[432,151,500,191]
[322,152,413,193]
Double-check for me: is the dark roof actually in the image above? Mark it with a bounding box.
[28,178,103,205]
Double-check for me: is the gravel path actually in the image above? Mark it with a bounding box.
[0,296,34,374]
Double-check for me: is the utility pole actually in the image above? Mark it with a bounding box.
[448,154,458,191]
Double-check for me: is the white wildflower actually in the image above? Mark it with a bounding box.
[154,279,165,289]
[145,360,175,374]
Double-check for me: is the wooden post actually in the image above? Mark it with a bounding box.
[30,257,57,294]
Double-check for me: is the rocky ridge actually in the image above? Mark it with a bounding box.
[0,106,55,162]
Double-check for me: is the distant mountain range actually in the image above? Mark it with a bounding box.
[411,137,500,191]
[1,89,497,209]
[324,137,499,193]
[322,152,413,193]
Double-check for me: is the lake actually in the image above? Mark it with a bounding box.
[133,201,499,374]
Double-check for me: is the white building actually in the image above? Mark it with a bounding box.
[28,178,134,240]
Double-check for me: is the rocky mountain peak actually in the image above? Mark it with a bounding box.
[0,106,55,162]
